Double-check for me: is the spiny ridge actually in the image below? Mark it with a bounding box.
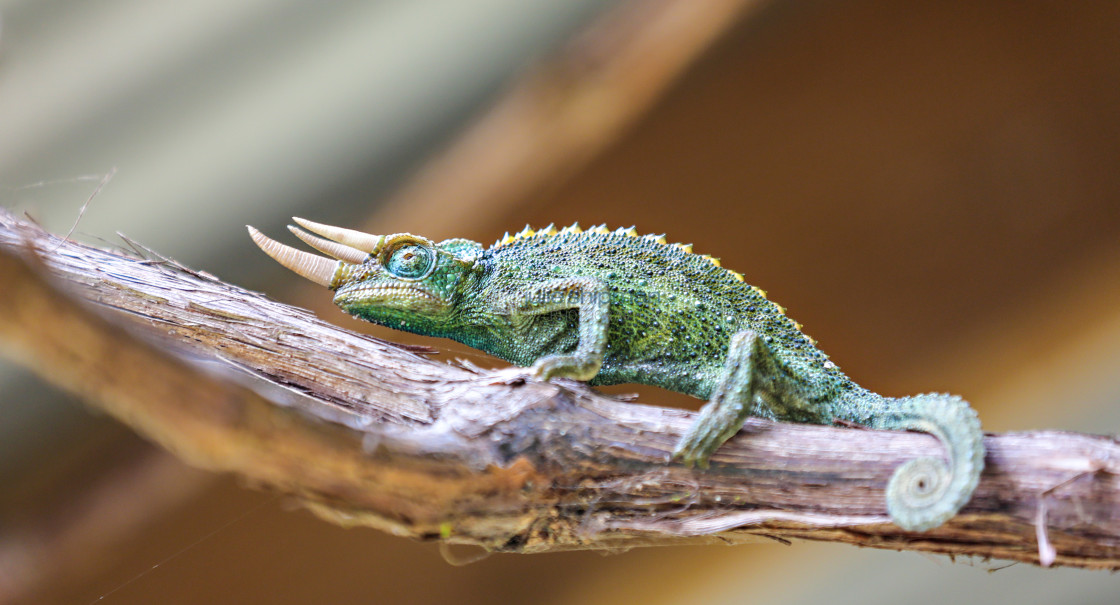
[488,224,725,268]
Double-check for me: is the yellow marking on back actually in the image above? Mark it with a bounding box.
[792,320,817,344]
[491,224,741,286]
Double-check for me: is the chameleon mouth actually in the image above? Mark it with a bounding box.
[334,281,440,304]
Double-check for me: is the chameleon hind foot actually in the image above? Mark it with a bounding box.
[671,330,794,468]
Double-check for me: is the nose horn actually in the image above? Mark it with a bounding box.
[247,225,341,287]
[288,225,369,265]
[292,217,385,254]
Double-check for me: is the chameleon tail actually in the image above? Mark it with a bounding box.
[871,393,984,531]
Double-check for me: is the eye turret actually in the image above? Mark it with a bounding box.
[379,235,438,281]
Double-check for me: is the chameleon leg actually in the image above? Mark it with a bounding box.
[674,329,984,530]
[672,329,804,468]
[511,277,610,381]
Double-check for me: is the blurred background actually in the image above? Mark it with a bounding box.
[2,0,1119,603]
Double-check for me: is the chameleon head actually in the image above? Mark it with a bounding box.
[247,218,482,332]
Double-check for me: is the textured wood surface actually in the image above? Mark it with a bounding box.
[1,209,1117,569]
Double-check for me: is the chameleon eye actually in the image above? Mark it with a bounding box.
[384,243,436,280]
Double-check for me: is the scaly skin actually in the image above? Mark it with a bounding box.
[250,221,985,532]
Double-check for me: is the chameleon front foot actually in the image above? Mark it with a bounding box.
[530,353,602,382]
[484,355,601,386]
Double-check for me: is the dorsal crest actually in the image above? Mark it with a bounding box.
[489,223,726,270]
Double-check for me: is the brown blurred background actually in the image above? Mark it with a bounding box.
[2,0,1119,603]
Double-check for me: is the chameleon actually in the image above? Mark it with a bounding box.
[248,218,984,531]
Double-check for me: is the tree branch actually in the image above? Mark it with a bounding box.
[0,209,1117,569]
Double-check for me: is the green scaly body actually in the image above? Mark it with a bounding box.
[252,220,985,532]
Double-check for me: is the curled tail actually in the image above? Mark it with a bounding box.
[871,394,984,531]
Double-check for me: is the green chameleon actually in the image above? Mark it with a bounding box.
[248,219,984,532]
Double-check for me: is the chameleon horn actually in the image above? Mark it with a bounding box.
[292,217,384,254]
[247,226,341,287]
[288,225,369,265]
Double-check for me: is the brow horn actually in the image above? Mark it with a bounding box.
[292,217,385,254]
[247,226,341,288]
[287,225,369,265]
